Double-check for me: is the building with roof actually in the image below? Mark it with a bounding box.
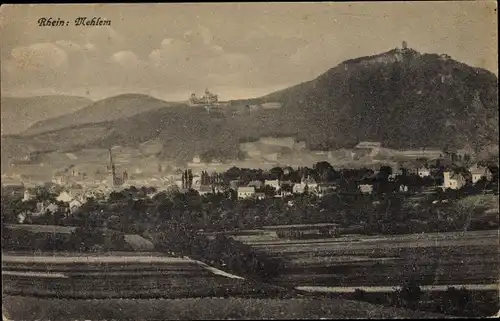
[255,192,265,200]
[197,185,213,196]
[293,183,307,194]
[469,165,493,184]
[264,179,280,190]
[302,176,318,191]
[417,167,431,178]
[442,171,466,190]
[353,141,382,159]
[359,184,374,194]
[247,180,264,190]
[1,181,25,198]
[21,187,37,201]
[237,186,256,199]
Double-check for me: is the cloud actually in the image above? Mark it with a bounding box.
[148,24,253,82]
[149,34,225,73]
[10,43,68,71]
[112,50,142,68]
[55,40,82,53]
[83,26,124,56]
[83,43,97,52]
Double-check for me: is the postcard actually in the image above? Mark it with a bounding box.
[1,2,498,320]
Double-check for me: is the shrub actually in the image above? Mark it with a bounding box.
[153,228,284,281]
[353,289,367,301]
[68,226,106,252]
[394,279,423,309]
[440,286,474,316]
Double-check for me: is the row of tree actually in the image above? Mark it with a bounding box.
[352,280,494,317]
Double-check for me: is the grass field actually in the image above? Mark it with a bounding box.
[227,229,499,288]
[1,253,280,300]
[2,296,451,320]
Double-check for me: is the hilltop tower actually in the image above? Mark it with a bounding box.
[402,41,408,50]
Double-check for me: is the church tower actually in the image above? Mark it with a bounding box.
[108,148,122,187]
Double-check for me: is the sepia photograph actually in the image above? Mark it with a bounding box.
[1,2,499,320]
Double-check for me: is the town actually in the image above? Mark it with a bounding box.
[1,141,498,235]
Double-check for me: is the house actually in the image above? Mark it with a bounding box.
[191,174,202,190]
[69,199,83,212]
[238,186,255,199]
[248,180,264,190]
[359,184,374,194]
[52,174,67,185]
[442,171,466,190]
[276,190,293,198]
[264,179,280,190]
[197,185,213,196]
[301,176,318,192]
[254,192,265,200]
[56,191,73,203]
[389,167,403,181]
[1,182,25,198]
[245,104,261,112]
[23,188,37,201]
[406,167,419,176]
[318,183,337,194]
[293,183,308,194]
[35,202,60,216]
[192,155,201,164]
[353,141,382,159]
[469,165,493,184]
[261,102,282,109]
[417,167,431,178]
[399,184,409,192]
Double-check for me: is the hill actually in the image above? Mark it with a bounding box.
[1,102,300,167]
[22,93,179,135]
[239,47,499,151]
[0,95,92,136]
[2,47,498,165]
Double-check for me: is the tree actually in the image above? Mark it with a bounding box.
[68,226,105,252]
[441,287,473,316]
[1,194,23,224]
[263,185,277,197]
[397,278,423,309]
[225,166,241,181]
[314,161,336,182]
[269,167,284,180]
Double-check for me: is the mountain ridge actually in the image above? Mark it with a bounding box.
[22,93,182,136]
[1,47,498,167]
[0,95,93,136]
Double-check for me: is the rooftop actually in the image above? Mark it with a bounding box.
[238,186,255,192]
[355,142,382,149]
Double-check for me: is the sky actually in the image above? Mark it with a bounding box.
[1,2,497,102]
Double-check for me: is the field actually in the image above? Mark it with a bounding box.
[226,229,499,289]
[1,252,287,300]
[2,296,450,320]
[2,250,454,320]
